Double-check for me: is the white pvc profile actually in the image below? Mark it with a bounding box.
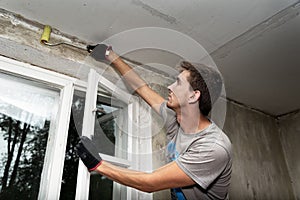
[39,82,74,200]
[0,56,75,87]
[100,153,131,168]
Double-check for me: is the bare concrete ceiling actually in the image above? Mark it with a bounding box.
[1,0,300,116]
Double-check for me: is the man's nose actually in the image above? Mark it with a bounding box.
[167,82,175,91]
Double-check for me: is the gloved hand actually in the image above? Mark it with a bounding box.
[87,44,112,62]
[76,136,103,172]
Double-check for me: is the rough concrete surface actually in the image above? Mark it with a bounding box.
[223,101,295,200]
[278,111,300,199]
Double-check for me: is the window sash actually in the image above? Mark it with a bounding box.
[0,56,75,200]
[75,69,133,200]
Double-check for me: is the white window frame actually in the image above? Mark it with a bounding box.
[0,56,153,200]
[0,56,75,200]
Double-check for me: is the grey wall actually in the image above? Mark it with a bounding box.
[223,101,294,200]
[278,111,300,199]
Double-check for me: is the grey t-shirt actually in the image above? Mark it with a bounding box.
[160,102,232,200]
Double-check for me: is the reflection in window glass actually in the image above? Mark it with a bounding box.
[93,103,120,157]
[0,73,59,199]
[89,174,113,200]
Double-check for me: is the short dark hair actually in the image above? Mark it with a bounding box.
[179,61,223,116]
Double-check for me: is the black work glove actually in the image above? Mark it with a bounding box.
[76,136,103,172]
[87,44,112,62]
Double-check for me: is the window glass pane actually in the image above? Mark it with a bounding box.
[89,95,127,199]
[93,95,126,159]
[93,103,118,157]
[0,73,59,199]
[89,174,113,200]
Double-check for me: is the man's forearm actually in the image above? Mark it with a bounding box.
[96,161,156,193]
[95,160,195,193]
[107,51,148,92]
[107,50,165,113]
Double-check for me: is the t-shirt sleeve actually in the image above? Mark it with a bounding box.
[159,101,178,140]
[176,142,229,190]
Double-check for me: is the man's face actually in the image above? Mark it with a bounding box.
[167,70,194,110]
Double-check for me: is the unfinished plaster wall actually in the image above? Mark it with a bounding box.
[278,111,300,199]
[222,100,294,200]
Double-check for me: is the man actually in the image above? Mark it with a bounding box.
[77,44,232,199]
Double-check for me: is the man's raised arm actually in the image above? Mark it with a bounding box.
[93,44,165,114]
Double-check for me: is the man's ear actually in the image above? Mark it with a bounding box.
[188,90,201,104]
